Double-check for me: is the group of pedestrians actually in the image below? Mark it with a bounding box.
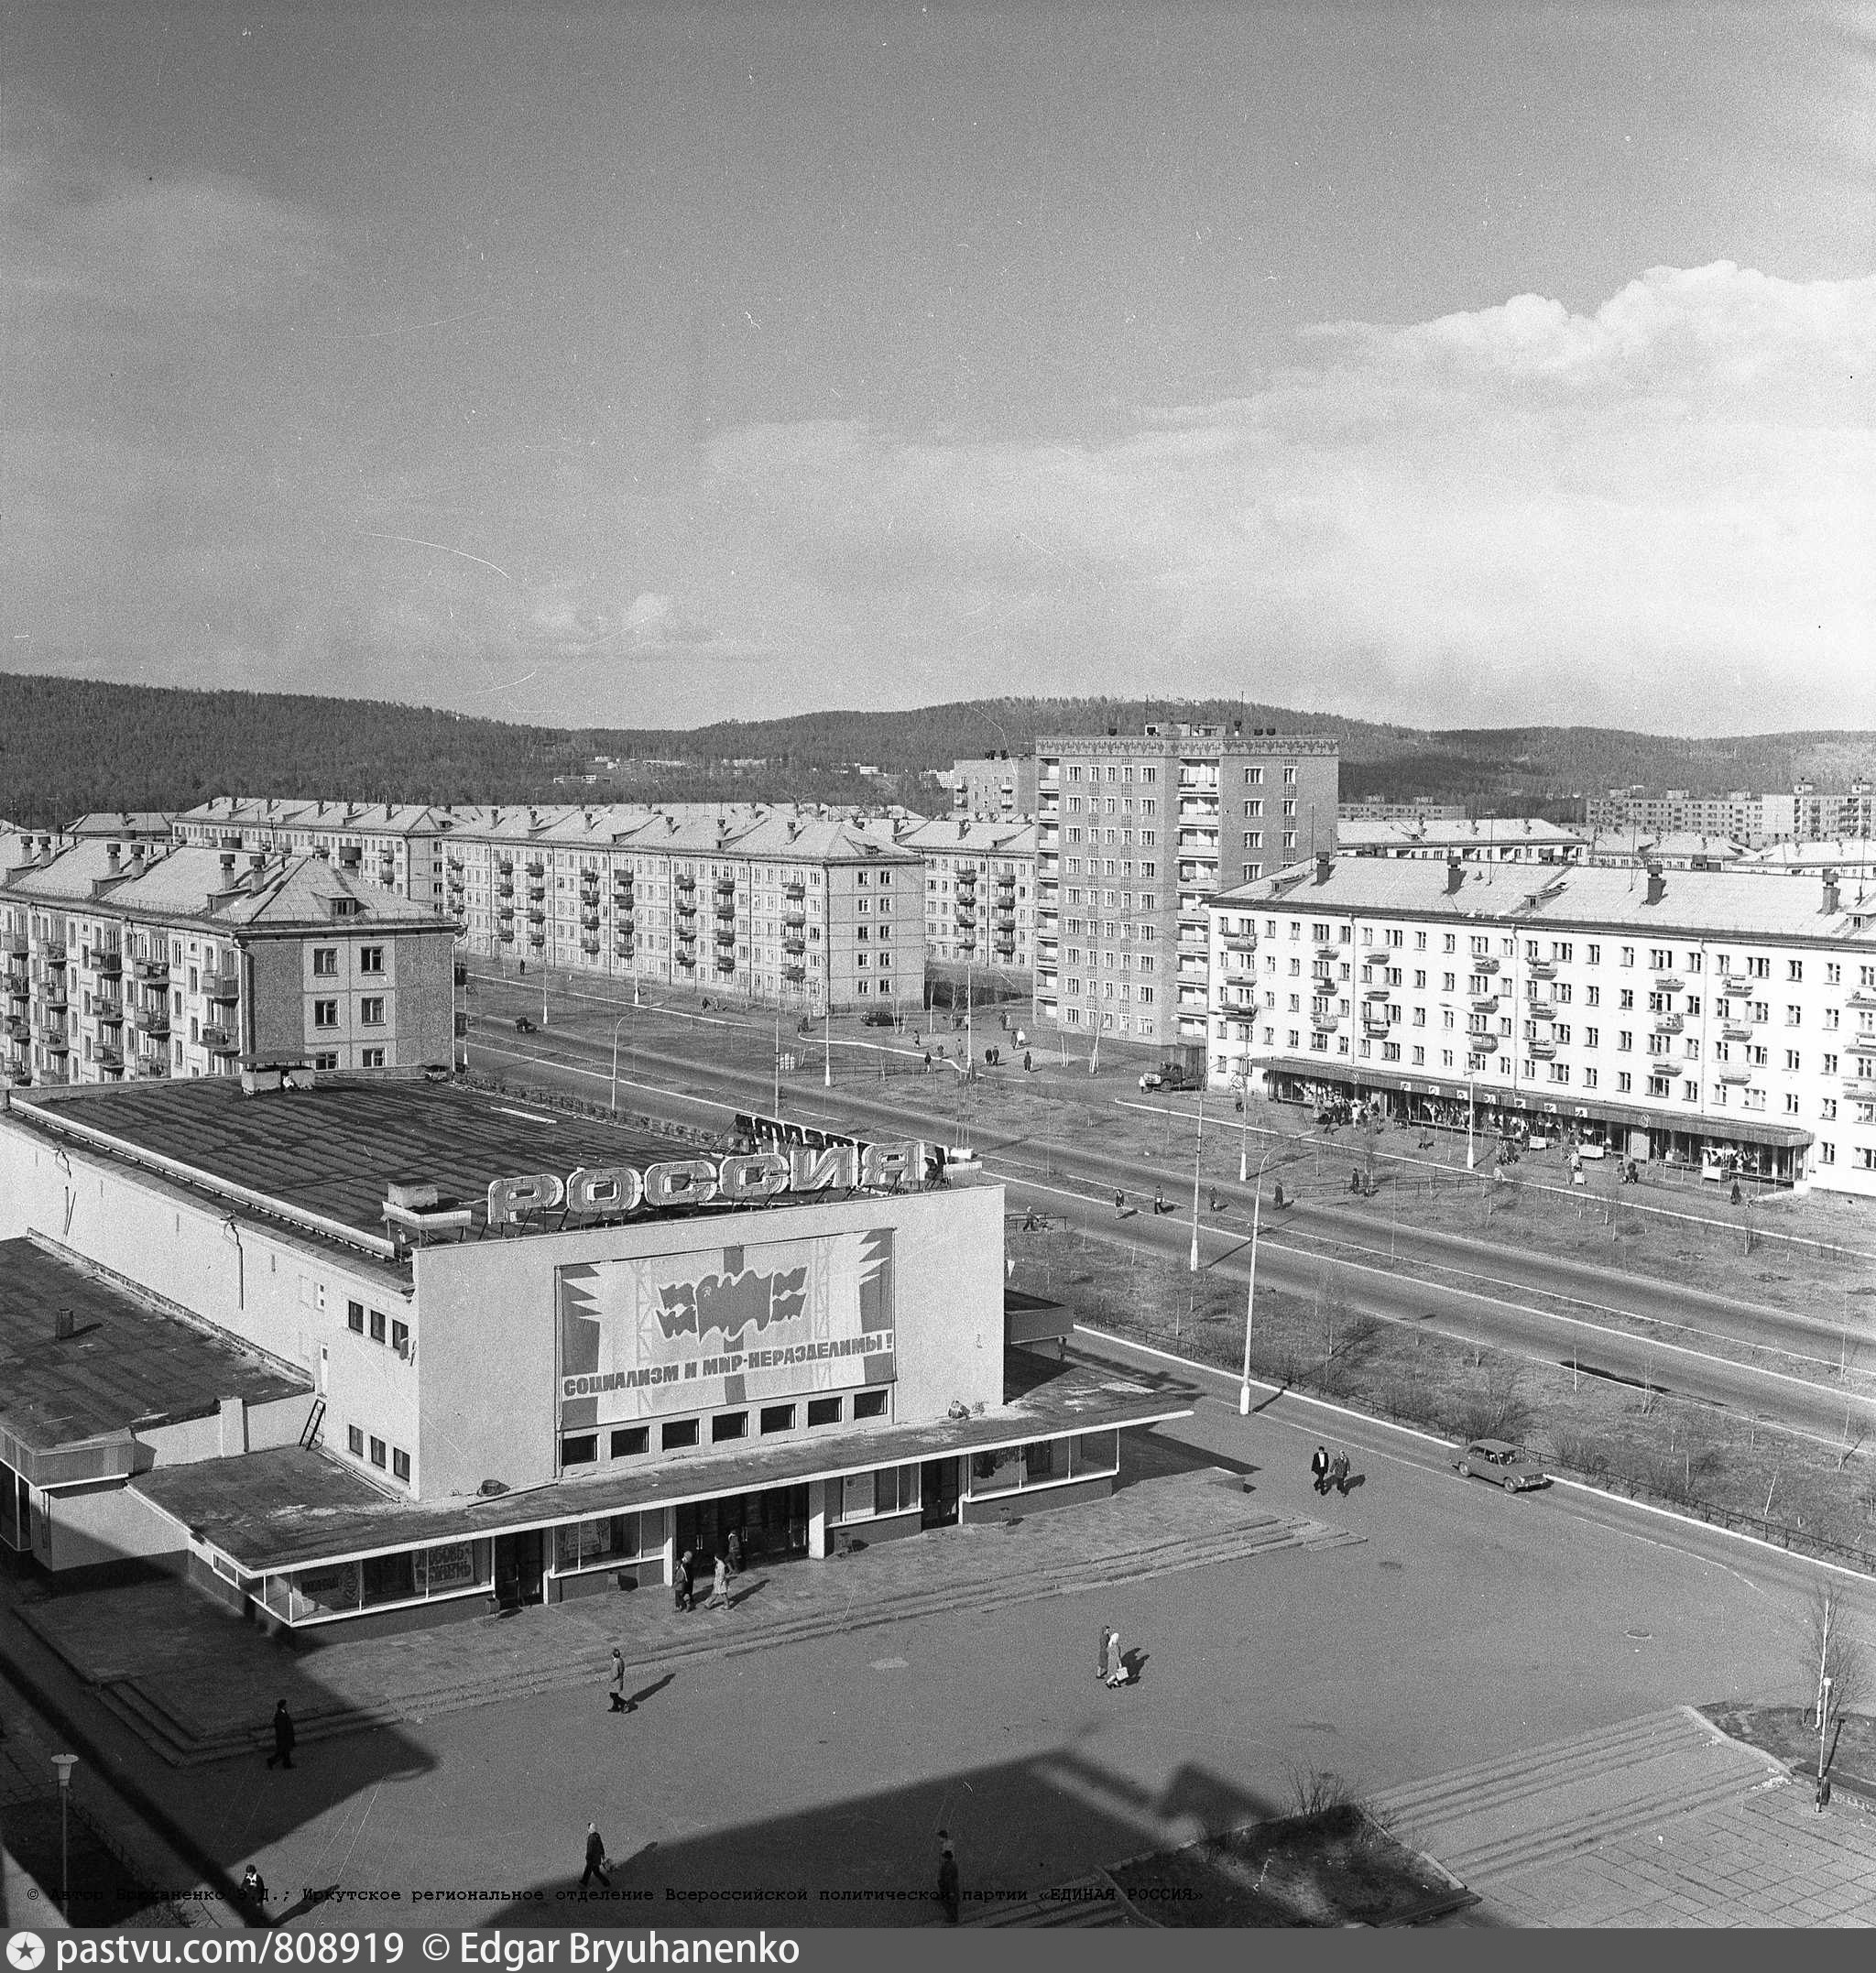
[1309,1443,1354,1496]
[672,1531,742,1614]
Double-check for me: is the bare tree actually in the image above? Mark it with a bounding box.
[1798,1579,1870,1727]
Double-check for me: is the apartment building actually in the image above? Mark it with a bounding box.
[1585,783,1876,848]
[1337,817,1586,863]
[173,799,466,912]
[893,818,1036,976]
[1207,853,1876,1196]
[1337,798,1466,822]
[0,833,457,1087]
[1034,725,1339,1051]
[949,754,1038,821]
[444,806,923,1013]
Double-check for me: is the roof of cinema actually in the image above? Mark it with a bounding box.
[5,1077,879,1262]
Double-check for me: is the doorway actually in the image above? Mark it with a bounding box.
[492,1529,545,1608]
[921,1457,961,1529]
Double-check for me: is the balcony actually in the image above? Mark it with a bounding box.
[95,1047,124,1074]
[4,973,27,1002]
[525,860,544,878]
[1720,975,1751,996]
[1528,1041,1556,1059]
[1471,996,1500,1015]
[44,947,68,970]
[581,910,600,930]
[136,955,171,986]
[497,904,515,921]
[615,938,636,959]
[40,987,68,1013]
[785,881,805,901]
[581,939,601,956]
[783,936,806,956]
[526,907,545,924]
[1527,960,1556,981]
[41,1029,69,1054]
[1718,1065,1751,1085]
[527,884,546,903]
[496,925,515,943]
[1721,1021,1754,1042]
[3,936,25,960]
[207,967,240,1002]
[131,1055,168,1080]
[1653,1014,1685,1036]
[1842,1078,1876,1102]
[136,1007,170,1037]
[1470,1033,1500,1053]
[675,900,697,921]
[90,948,122,978]
[714,903,736,923]
[1362,984,1390,1002]
[1655,976,1685,993]
[1472,956,1500,976]
[496,880,515,899]
[202,1024,239,1054]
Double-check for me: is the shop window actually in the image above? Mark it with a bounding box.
[347,1424,364,1456]
[838,1473,873,1521]
[1023,1441,1057,1484]
[368,1308,386,1344]
[970,1445,1023,1495]
[368,1435,387,1468]
[610,1426,649,1458]
[391,1448,410,1482]
[852,1390,888,1421]
[875,1465,918,1516]
[561,1433,599,1466]
[711,1412,748,1443]
[1070,1432,1119,1478]
[806,1396,842,1427]
[554,1513,641,1575]
[661,1419,700,1450]
[347,1301,365,1334]
[759,1405,795,1435]
[360,1552,416,1608]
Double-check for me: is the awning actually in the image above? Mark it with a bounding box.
[1254,1054,1814,1150]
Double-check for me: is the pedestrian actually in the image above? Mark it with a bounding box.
[1022,1051,1031,1072]
[936,1832,960,1924]
[239,1864,268,1917]
[1104,1628,1127,1688]
[726,1526,744,1575]
[608,1647,628,1713]
[1310,1444,1330,1496]
[922,1050,932,1071]
[707,1553,731,1612]
[580,1822,611,1891]
[1271,1181,1285,1209]
[1115,1188,1126,1215]
[674,1548,695,1613]
[1730,1179,1742,1205]
[1330,1449,1351,1495]
[266,1698,295,1770]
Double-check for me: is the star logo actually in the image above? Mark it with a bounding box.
[7,1935,47,1971]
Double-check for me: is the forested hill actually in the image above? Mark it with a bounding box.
[0,672,1870,830]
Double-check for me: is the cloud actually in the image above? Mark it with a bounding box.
[687,263,1876,731]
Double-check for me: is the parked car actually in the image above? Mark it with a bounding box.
[515,1016,537,1034]
[1140,1063,1197,1093]
[1454,1438,1547,1492]
[862,1010,896,1028]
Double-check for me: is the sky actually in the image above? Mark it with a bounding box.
[4,2,1872,736]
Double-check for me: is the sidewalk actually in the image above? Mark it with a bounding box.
[1373,1706,1876,1925]
[14,1465,1359,1769]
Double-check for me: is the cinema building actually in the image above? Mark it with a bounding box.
[0,1076,1187,1630]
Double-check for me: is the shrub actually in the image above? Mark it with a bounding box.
[1548,1427,1608,1479]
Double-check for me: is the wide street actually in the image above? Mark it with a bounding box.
[459,980,1876,1448]
[23,1346,1863,1929]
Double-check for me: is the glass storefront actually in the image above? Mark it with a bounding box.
[261,1537,492,1624]
[675,1484,809,1567]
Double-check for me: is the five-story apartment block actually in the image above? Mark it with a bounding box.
[1035,725,1338,1051]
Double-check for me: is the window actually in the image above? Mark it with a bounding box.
[660,1419,700,1450]
[368,1435,387,1468]
[347,1300,365,1334]
[313,999,338,1028]
[313,1052,339,1071]
[392,1448,410,1482]
[368,1308,386,1344]
[853,1390,888,1420]
[874,1465,918,1515]
[758,1405,795,1435]
[360,946,385,975]
[390,1319,409,1356]
[561,1434,598,1466]
[610,1426,649,1457]
[1789,959,1804,982]
[312,949,338,976]
[806,1396,843,1427]
[347,1424,364,1455]
[362,1047,386,1068]
[711,1412,748,1442]
[360,996,386,1025]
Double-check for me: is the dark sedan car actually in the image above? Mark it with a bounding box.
[1454,1438,1548,1492]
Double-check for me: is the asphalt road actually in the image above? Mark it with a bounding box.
[461,1008,1876,1447]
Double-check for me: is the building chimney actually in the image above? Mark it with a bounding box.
[1314,852,1332,885]
[107,841,122,872]
[1823,868,1841,915]
[219,852,235,882]
[1644,863,1666,906]
[54,1306,75,1342]
[1445,855,1465,895]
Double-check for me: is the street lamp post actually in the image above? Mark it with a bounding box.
[773,1010,781,1115]
[609,1010,634,1114]
[1819,1674,1834,1808]
[1466,1073,1477,1172]
[823,992,832,1089]
[1236,1071,1250,1183]
[1188,1087,1206,1272]
[1238,1148,1279,1414]
[50,1752,76,1918]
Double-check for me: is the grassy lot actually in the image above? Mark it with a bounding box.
[1006,1216,1876,1569]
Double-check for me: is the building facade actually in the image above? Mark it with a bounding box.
[1337,817,1587,863]
[895,819,1037,976]
[1,833,456,1088]
[1585,783,1876,848]
[949,755,1038,821]
[1033,725,1339,1051]
[0,1079,1188,1623]
[1206,854,1876,1196]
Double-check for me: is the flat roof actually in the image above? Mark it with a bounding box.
[130,1354,1195,1574]
[9,1077,904,1258]
[0,1237,304,1457]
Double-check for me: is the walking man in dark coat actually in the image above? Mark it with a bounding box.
[1310,1444,1330,1496]
[266,1699,296,1769]
[936,1831,960,1924]
[239,1864,268,1918]
[1329,1449,1351,1496]
[580,1822,611,1891]
[608,1647,628,1712]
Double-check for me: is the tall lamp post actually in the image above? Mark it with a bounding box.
[823,990,832,1089]
[50,1752,77,1919]
[1238,1147,1280,1414]
[1188,1086,1206,1272]
[1234,1070,1252,1183]
[609,1009,634,1115]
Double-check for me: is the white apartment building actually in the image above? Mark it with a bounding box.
[1035,725,1340,1052]
[1207,854,1876,1197]
[1337,817,1587,863]
[892,819,1036,976]
[1586,783,1876,849]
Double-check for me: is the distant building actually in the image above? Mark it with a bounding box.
[1338,817,1586,864]
[1583,832,1745,872]
[950,754,1038,821]
[1336,796,1466,823]
[890,818,1036,976]
[1,829,456,1088]
[62,811,179,843]
[1034,723,1340,1052]
[1584,782,1876,849]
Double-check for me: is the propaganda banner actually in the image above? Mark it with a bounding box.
[556,1229,896,1432]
